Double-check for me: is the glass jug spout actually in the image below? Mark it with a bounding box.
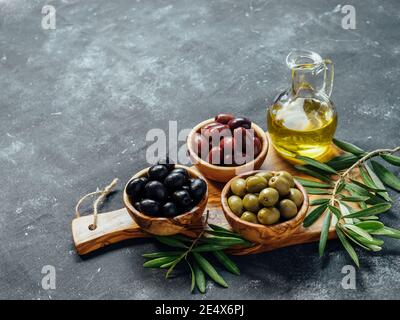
[286,50,334,98]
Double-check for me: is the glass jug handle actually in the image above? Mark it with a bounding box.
[323,59,334,98]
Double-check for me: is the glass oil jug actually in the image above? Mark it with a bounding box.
[267,50,337,160]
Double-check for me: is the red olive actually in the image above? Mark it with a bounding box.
[233,127,252,153]
[203,122,220,130]
[253,136,262,156]
[202,124,230,145]
[220,136,235,154]
[208,146,223,165]
[228,117,251,130]
[215,113,235,124]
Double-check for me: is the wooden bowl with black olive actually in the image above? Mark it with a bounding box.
[123,161,208,236]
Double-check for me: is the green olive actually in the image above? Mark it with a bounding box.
[245,175,268,193]
[257,207,280,225]
[255,171,274,182]
[228,195,244,217]
[288,188,304,207]
[279,199,298,219]
[242,193,260,212]
[275,171,295,188]
[230,178,246,197]
[240,211,258,224]
[268,176,290,196]
[258,188,279,207]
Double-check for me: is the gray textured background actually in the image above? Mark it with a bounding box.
[1,0,399,299]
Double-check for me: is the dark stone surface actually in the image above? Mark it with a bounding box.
[1,0,399,299]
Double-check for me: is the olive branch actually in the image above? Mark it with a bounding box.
[142,211,252,293]
[298,138,400,266]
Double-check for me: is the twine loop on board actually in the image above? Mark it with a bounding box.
[75,178,119,230]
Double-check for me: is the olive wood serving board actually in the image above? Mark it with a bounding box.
[72,138,350,256]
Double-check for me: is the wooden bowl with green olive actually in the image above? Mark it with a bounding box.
[221,170,309,244]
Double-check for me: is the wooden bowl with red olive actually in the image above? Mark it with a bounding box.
[187,114,269,183]
[123,161,208,236]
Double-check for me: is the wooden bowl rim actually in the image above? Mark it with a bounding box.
[221,170,309,233]
[123,164,209,223]
[187,118,269,172]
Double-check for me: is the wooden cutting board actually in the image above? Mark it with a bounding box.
[72,138,345,256]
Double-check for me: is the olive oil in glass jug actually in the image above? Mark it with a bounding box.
[267,50,337,160]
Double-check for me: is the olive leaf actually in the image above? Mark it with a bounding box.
[192,244,230,252]
[303,204,328,227]
[295,177,332,189]
[371,160,400,191]
[310,198,330,206]
[336,226,360,267]
[364,163,391,202]
[370,226,400,239]
[336,180,346,193]
[296,155,338,174]
[343,224,373,241]
[212,250,240,275]
[355,221,384,232]
[305,188,332,195]
[338,202,353,224]
[193,252,228,288]
[319,211,332,257]
[142,251,184,259]
[381,154,400,166]
[202,236,251,246]
[143,256,180,268]
[333,138,366,156]
[193,259,206,293]
[327,205,342,220]
[205,229,245,239]
[345,182,373,197]
[349,178,386,193]
[359,165,376,187]
[186,260,196,293]
[340,195,370,202]
[345,203,392,219]
[155,236,188,249]
[208,224,231,232]
[327,153,360,170]
[294,166,331,183]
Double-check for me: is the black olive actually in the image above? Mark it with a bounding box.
[164,172,186,190]
[139,199,161,216]
[148,164,169,181]
[134,202,141,211]
[228,117,251,130]
[126,177,147,200]
[170,168,189,182]
[189,178,207,201]
[172,190,193,208]
[182,185,190,192]
[144,181,167,202]
[162,202,179,217]
[157,157,175,171]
